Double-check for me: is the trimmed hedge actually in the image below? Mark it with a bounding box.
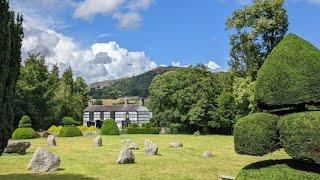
[12,128,37,139]
[101,119,120,135]
[18,116,32,128]
[62,117,80,126]
[256,34,320,109]
[59,126,83,137]
[234,113,280,156]
[127,127,159,134]
[279,111,320,164]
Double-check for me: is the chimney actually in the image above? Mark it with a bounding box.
[140,97,145,106]
[125,98,129,107]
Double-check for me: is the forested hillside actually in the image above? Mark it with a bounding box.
[88,67,180,99]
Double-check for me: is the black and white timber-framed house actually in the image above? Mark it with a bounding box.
[83,98,152,129]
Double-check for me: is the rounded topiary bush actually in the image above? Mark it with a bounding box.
[59,126,83,137]
[18,115,32,128]
[279,111,320,164]
[234,113,280,156]
[62,117,79,126]
[101,119,120,135]
[256,34,320,109]
[12,128,36,139]
[12,115,37,139]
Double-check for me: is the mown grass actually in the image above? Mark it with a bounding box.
[0,135,295,180]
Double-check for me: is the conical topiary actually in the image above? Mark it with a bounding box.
[256,33,320,110]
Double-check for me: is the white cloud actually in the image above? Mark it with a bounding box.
[74,0,153,29]
[21,24,157,83]
[206,61,221,72]
[113,12,141,29]
[74,0,125,20]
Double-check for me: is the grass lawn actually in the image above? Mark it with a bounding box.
[0,134,299,180]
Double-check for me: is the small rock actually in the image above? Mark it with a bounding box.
[170,141,183,148]
[28,148,60,172]
[93,135,102,147]
[220,175,235,180]
[203,150,213,158]
[4,140,31,154]
[117,148,135,164]
[144,140,158,155]
[47,135,56,146]
[122,139,139,150]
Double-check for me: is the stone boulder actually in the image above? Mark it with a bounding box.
[121,139,139,150]
[28,148,60,172]
[203,150,213,158]
[93,135,102,147]
[117,148,135,164]
[4,140,31,154]
[170,141,183,148]
[144,140,158,155]
[47,135,56,146]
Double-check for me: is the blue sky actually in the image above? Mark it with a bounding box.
[10,0,320,83]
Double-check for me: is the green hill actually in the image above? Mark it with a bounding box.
[88,67,180,99]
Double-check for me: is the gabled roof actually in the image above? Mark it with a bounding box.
[84,104,150,112]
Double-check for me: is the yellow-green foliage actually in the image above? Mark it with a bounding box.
[77,125,88,132]
[47,125,62,135]
[87,126,97,132]
[77,125,97,132]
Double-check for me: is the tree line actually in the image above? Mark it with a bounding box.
[149,0,289,134]
[15,54,89,131]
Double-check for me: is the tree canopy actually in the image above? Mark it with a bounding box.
[149,66,219,133]
[226,0,288,79]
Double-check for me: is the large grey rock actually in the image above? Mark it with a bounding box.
[170,141,183,148]
[117,148,135,164]
[144,140,158,155]
[203,150,213,158]
[47,135,56,146]
[121,139,139,150]
[28,148,60,172]
[93,135,102,147]
[4,140,31,154]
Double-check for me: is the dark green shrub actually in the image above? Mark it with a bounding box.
[127,127,159,134]
[62,117,80,126]
[12,128,36,139]
[128,123,139,128]
[279,111,320,164]
[18,115,32,128]
[234,113,280,156]
[256,34,320,109]
[59,126,83,137]
[169,123,182,134]
[101,119,120,135]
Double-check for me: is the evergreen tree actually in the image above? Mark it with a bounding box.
[0,0,23,155]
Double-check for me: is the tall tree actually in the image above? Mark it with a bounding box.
[149,66,219,133]
[54,67,88,122]
[16,55,54,130]
[226,0,288,79]
[0,0,23,155]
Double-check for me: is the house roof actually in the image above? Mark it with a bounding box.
[84,104,150,112]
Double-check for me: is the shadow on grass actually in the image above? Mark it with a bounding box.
[0,173,96,180]
[243,159,320,174]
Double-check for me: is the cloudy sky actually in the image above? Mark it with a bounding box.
[9,0,320,83]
